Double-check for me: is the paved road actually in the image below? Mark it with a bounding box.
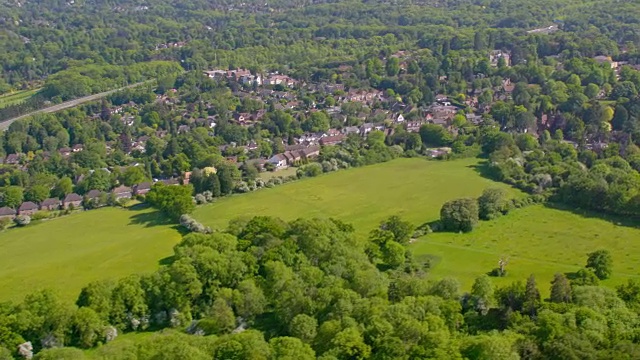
[0,81,152,131]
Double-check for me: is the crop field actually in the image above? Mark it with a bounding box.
[0,205,180,302]
[0,89,39,108]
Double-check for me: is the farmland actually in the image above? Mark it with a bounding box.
[0,89,39,109]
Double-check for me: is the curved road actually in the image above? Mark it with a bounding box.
[0,81,152,131]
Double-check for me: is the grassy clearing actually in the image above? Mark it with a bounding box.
[259,166,297,180]
[194,157,517,237]
[412,205,640,296]
[0,205,180,302]
[0,89,39,108]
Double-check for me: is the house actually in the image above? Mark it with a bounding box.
[112,186,133,200]
[40,198,61,211]
[343,126,360,135]
[320,134,345,146]
[18,201,39,216]
[300,146,320,159]
[0,207,16,219]
[85,190,103,203]
[72,144,84,152]
[268,154,288,169]
[425,147,452,158]
[159,178,180,186]
[133,182,152,195]
[59,147,72,157]
[4,154,20,165]
[490,50,511,67]
[283,151,302,164]
[63,193,83,209]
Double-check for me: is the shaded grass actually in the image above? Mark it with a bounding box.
[0,206,181,302]
[412,204,640,297]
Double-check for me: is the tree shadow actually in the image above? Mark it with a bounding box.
[564,271,579,281]
[544,202,640,230]
[128,209,175,228]
[158,255,176,266]
[466,159,502,182]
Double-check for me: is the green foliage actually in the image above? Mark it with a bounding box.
[478,188,510,220]
[146,183,195,221]
[1,186,23,208]
[440,198,479,232]
[586,249,613,280]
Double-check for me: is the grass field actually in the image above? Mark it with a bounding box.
[194,158,517,235]
[0,89,39,109]
[413,204,640,296]
[0,205,180,302]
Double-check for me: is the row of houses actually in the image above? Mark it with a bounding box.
[268,146,321,169]
[0,183,157,220]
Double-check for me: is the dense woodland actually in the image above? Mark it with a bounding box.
[1,0,640,357]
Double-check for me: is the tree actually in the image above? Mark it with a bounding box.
[419,124,452,147]
[586,249,613,280]
[523,274,541,316]
[470,274,495,314]
[550,273,572,303]
[146,183,195,221]
[477,188,509,220]
[25,185,50,203]
[289,314,317,343]
[269,337,315,360]
[571,268,600,286]
[440,198,479,232]
[69,307,103,348]
[1,186,23,208]
[385,58,400,76]
[120,167,147,187]
[217,166,236,195]
[52,177,73,199]
[379,215,414,244]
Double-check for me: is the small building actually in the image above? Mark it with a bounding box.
[63,193,83,209]
[18,201,39,216]
[72,144,84,152]
[112,186,132,200]
[40,198,61,211]
[268,154,288,169]
[4,154,20,165]
[0,206,16,219]
[85,190,103,202]
[320,135,345,146]
[133,182,152,196]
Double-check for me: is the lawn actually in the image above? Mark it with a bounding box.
[412,205,640,296]
[259,166,297,180]
[194,157,516,236]
[0,89,39,109]
[0,205,181,302]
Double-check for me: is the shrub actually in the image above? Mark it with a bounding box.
[179,214,212,234]
[14,215,31,227]
[0,217,11,230]
[194,194,207,204]
[478,188,510,220]
[31,211,51,221]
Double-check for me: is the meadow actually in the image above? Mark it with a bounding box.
[0,206,180,302]
[414,204,640,296]
[193,157,514,234]
[1,157,638,304]
[0,89,39,109]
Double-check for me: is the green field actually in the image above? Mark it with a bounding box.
[2,157,638,304]
[0,89,39,108]
[0,206,180,302]
[194,158,516,235]
[413,205,640,296]
[259,166,297,180]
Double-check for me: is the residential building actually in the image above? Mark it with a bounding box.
[18,202,39,216]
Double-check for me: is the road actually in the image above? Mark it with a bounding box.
[0,81,152,131]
